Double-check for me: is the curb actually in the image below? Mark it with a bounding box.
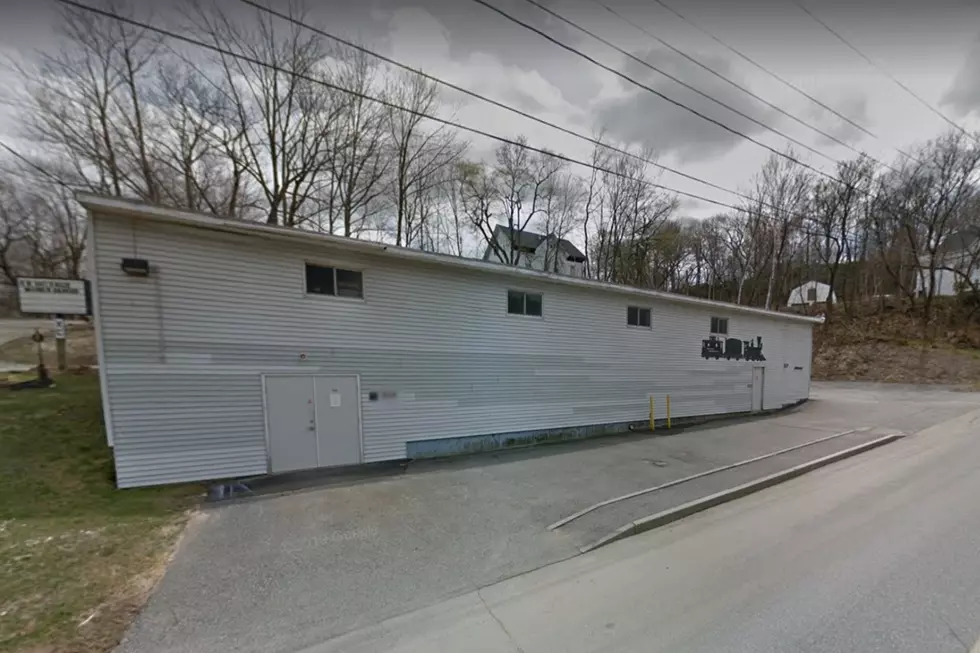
[579,432,904,553]
[549,428,863,530]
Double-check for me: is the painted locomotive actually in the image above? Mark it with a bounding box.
[700,335,766,362]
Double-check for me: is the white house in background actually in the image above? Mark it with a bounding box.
[482,225,588,278]
[787,281,836,307]
[914,227,980,297]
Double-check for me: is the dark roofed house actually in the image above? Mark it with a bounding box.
[482,225,587,278]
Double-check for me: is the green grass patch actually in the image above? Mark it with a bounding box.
[0,374,201,653]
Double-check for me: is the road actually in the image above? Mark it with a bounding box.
[0,318,51,347]
[0,318,52,371]
[313,404,980,653]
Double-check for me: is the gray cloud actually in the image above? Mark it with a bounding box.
[594,47,782,164]
[354,0,604,108]
[802,89,871,148]
[942,37,980,118]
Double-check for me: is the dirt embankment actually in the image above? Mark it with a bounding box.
[812,304,980,386]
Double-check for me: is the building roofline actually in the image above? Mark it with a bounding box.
[76,193,822,325]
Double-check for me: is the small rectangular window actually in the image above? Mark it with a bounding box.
[710,317,728,334]
[507,290,543,316]
[638,308,651,327]
[306,264,363,299]
[628,306,651,327]
[525,293,543,316]
[306,264,335,295]
[806,287,817,301]
[507,290,525,314]
[336,269,363,298]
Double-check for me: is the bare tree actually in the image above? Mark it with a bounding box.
[384,70,464,247]
[189,0,342,226]
[588,149,677,285]
[12,0,164,197]
[326,49,389,236]
[748,151,813,309]
[488,137,563,266]
[874,130,980,328]
[808,156,875,317]
[455,160,500,257]
[539,171,584,273]
[146,60,254,216]
[426,163,471,257]
[581,138,610,278]
[0,180,27,286]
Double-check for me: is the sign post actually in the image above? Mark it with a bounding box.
[54,316,67,371]
[16,277,91,376]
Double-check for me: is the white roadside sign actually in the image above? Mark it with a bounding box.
[17,277,90,315]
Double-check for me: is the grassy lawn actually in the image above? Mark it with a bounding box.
[0,374,201,653]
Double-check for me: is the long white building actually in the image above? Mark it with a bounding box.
[80,195,819,488]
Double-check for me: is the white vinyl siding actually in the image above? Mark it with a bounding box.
[92,213,814,487]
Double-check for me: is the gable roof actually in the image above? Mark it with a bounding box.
[486,225,587,261]
[76,193,821,325]
[789,281,832,291]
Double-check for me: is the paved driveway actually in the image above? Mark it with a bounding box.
[117,383,980,653]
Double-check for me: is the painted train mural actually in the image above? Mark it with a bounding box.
[701,335,766,362]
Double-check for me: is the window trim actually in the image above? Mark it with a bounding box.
[506,289,544,317]
[710,316,729,335]
[304,261,366,301]
[627,305,652,329]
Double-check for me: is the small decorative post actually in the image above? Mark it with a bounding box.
[649,396,655,432]
[667,394,672,429]
[32,330,49,382]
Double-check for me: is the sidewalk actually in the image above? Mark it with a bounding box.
[117,383,980,653]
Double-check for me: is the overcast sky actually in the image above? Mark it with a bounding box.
[2,0,980,218]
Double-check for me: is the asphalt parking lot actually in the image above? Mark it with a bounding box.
[117,382,980,653]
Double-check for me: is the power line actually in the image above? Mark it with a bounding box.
[502,0,842,170]
[587,0,894,171]
[230,0,869,230]
[647,0,922,165]
[0,141,74,190]
[790,0,978,145]
[50,0,856,242]
[236,0,792,222]
[467,0,854,190]
[48,0,740,212]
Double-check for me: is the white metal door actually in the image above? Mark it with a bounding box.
[751,367,765,412]
[265,376,317,473]
[313,376,361,467]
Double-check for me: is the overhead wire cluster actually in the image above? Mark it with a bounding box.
[18,0,969,233]
[790,0,979,147]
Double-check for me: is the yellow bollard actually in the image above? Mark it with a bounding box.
[667,394,671,429]
[649,396,655,431]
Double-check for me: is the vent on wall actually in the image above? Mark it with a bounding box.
[121,258,150,277]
